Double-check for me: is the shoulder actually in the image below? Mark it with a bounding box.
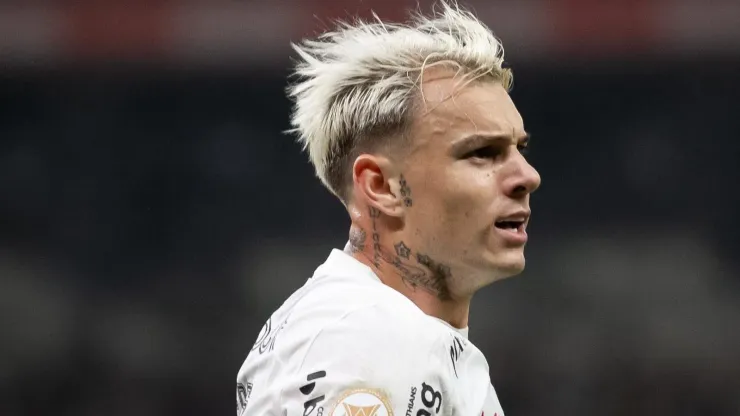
[289,275,453,361]
[278,301,458,416]
[304,300,449,363]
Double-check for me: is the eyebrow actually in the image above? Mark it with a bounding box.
[450,132,530,154]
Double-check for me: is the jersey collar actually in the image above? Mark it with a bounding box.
[311,242,381,283]
[314,241,470,339]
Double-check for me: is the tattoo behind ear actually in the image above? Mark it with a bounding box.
[399,174,413,207]
[369,208,381,268]
[349,228,366,253]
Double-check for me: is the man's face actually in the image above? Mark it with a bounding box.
[400,74,540,291]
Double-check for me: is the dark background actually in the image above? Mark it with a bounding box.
[1,1,739,415]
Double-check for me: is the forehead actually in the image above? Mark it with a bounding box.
[410,73,524,147]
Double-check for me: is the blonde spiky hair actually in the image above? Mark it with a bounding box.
[287,1,512,202]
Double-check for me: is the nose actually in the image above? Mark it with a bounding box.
[502,152,541,199]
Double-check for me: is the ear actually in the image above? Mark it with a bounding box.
[352,154,405,218]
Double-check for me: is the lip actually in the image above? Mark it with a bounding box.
[496,210,531,224]
[494,210,530,245]
[495,225,528,244]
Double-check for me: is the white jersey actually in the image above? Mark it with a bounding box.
[236,247,505,416]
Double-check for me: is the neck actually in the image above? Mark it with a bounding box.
[346,222,471,329]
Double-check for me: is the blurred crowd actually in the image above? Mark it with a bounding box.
[1,1,740,415]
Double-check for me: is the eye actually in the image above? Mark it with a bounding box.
[517,142,529,156]
[465,146,503,161]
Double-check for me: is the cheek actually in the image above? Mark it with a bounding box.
[411,163,498,220]
[433,170,497,228]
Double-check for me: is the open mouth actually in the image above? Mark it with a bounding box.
[494,220,524,232]
[493,212,530,244]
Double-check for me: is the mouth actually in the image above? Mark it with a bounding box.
[494,212,530,244]
[494,220,525,232]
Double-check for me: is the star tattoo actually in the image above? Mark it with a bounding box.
[394,241,411,259]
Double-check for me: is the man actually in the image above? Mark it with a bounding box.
[236,2,540,415]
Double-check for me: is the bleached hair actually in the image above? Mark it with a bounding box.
[287,1,512,202]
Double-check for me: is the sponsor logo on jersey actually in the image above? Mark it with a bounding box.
[328,388,393,416]
[236,382,253,415]
[415,382,443,416]
[405,386,417,416]
[448,335,467,378]
[301,370,327,416]
[252,314,290,355]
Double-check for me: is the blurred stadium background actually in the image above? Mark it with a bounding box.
[1,1,739,415]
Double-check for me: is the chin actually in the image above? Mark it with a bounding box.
[499,260,526,277]
[484,248,526,278]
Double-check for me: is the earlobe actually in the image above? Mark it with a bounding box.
[383,179,406,217]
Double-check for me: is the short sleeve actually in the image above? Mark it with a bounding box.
[279,305,457,416]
